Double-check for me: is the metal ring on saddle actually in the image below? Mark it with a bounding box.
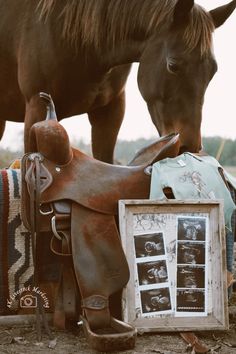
[28,152,44,162]
[39,203,54,215]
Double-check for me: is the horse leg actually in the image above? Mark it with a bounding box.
[24,95,47,152]
[0,120,6,140]
[88,91,125,163]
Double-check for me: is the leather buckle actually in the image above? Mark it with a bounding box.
[81,295,108,310]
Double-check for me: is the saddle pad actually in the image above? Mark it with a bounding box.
[0,168,33,314]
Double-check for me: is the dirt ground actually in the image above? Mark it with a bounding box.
[0,293,235,354]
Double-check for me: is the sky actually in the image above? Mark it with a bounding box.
[0,0,236,151]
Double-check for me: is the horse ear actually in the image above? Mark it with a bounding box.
[210,0,236,28]
[173,0,194,27]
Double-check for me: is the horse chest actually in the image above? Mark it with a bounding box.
[54,70,123,116]
[71,65,130,112]
[56,83,114,117]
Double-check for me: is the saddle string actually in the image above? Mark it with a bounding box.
[27,151,75,333]
[28,154,53,340]
[35,156,54,339]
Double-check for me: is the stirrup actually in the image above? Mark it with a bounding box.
[80,315,137,352]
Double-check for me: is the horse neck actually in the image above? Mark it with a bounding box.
[93,0,172,67]
[96,24,169,68]
[95,25,168,68]
[101,41,146,68]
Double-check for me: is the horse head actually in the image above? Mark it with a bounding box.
[137,0,236,154]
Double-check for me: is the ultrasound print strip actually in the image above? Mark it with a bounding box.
[133,231,173,315]
[175,216,207,314]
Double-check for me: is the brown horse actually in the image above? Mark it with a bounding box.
[0,0,235,162]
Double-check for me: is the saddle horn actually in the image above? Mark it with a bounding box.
[28,93,73,165]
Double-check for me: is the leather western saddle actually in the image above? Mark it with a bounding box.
[21,93,180,351]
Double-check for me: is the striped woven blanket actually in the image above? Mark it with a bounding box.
[0,169,33,314]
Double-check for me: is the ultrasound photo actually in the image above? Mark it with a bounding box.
[177,217,206,241]
[177,242,205,265]
[176,289,205,312]
[177,265,205,289]
[137,260,168,285]
[134,232,165,258]
[141,288,171,314]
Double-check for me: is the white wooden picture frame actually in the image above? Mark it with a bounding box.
[119,199,228,332]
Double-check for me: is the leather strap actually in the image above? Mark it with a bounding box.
[25,153,53,340]
[53,267,78,329]
[61,231,77,322]
[81,295,109,311]
[52,228,78,328]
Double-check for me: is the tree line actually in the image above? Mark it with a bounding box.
[0,136,236,169]
[115,136,236,166]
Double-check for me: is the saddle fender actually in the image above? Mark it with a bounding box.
[71,203,129,329]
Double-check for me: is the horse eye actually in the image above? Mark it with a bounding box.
[167,61,180,74]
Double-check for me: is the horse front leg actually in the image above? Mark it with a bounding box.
[0,120,6,140]
[24,95,47,152]
[88,91,125,163]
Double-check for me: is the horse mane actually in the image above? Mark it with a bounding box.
[38,0,214,55]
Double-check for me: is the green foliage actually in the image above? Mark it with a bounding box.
[0,148,22,168]
[0,136,236,168]
[73,138,92,155]
[114,136,236,166]
[202,136,221,157]
[202,137,236,166]
[114,138,156,165]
